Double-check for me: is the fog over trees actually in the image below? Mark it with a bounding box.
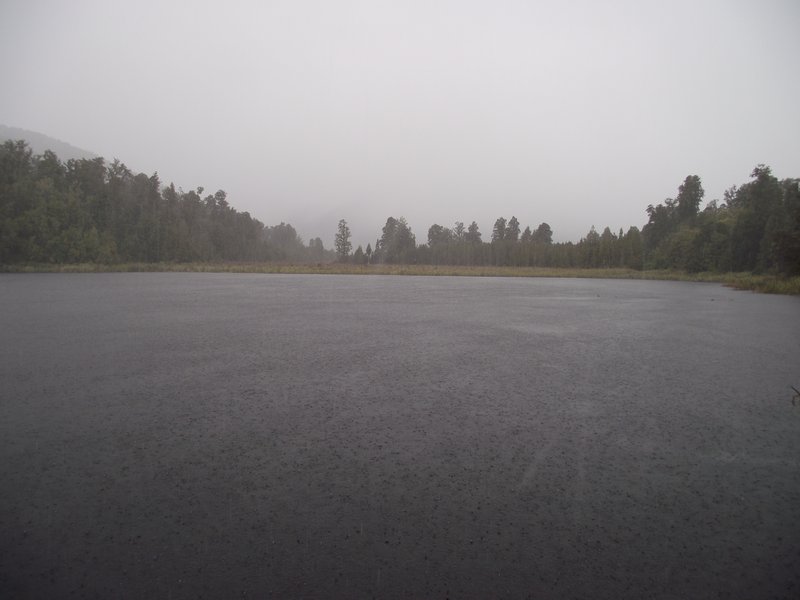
[0,141,334,264]
[1,140,798,276]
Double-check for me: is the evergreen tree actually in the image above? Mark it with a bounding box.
[676,175,704,222]
[491,217,507,242]
[533,223,553,244]
[506,216,520,241]
[466,221,482,244]
[379,217,416,263]
[334,219,352,262]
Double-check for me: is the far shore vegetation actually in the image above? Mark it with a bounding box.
[2,140,798,294]
[3,262,799,295]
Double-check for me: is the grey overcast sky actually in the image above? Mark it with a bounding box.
[2,0,798,248]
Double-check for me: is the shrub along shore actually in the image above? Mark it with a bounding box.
[2,262,799,295]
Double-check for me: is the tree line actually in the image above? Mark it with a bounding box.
[641,167,799,274]
[0,141,334,264]
[337,214,645,270]
[336,168,799,276]
[2,139,798,275]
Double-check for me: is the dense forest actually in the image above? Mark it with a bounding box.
[0,140,331,264]
[2,140,798,276]
[338,168,799,276]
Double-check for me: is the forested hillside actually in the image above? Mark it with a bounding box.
[0,141,330,264]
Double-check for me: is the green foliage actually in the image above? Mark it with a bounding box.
[266,222,308,261]
[491,217,506,242]
[676,175,704,221]
[308,237,325,262]
[639,168,798,276]
[533,222,553,244]
[352,245,367,264]
[364,165,796,276]
[427,223,452,247]
[466,221,481,244]
[375,217,416,264]
[0,140,331,265]
[773,179,800,275]
[5,139,798,280]
[335,219,352,262]
[506,216,520,242]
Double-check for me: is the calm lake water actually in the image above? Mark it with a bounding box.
[1,273,799,598]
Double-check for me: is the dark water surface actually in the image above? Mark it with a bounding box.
[1,273,799,598]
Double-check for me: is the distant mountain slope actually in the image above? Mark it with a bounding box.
[0,125,98,162]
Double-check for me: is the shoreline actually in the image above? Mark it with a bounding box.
[2,262,799,294]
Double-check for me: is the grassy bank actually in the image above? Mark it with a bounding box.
[2,262,799,294]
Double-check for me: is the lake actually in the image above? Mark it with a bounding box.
[1,273,799,598]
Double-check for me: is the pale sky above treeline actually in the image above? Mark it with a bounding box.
[2,0,798,248]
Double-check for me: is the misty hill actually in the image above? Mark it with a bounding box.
[0,125,98,162]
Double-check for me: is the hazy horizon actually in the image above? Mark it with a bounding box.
[2,0,798,249]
